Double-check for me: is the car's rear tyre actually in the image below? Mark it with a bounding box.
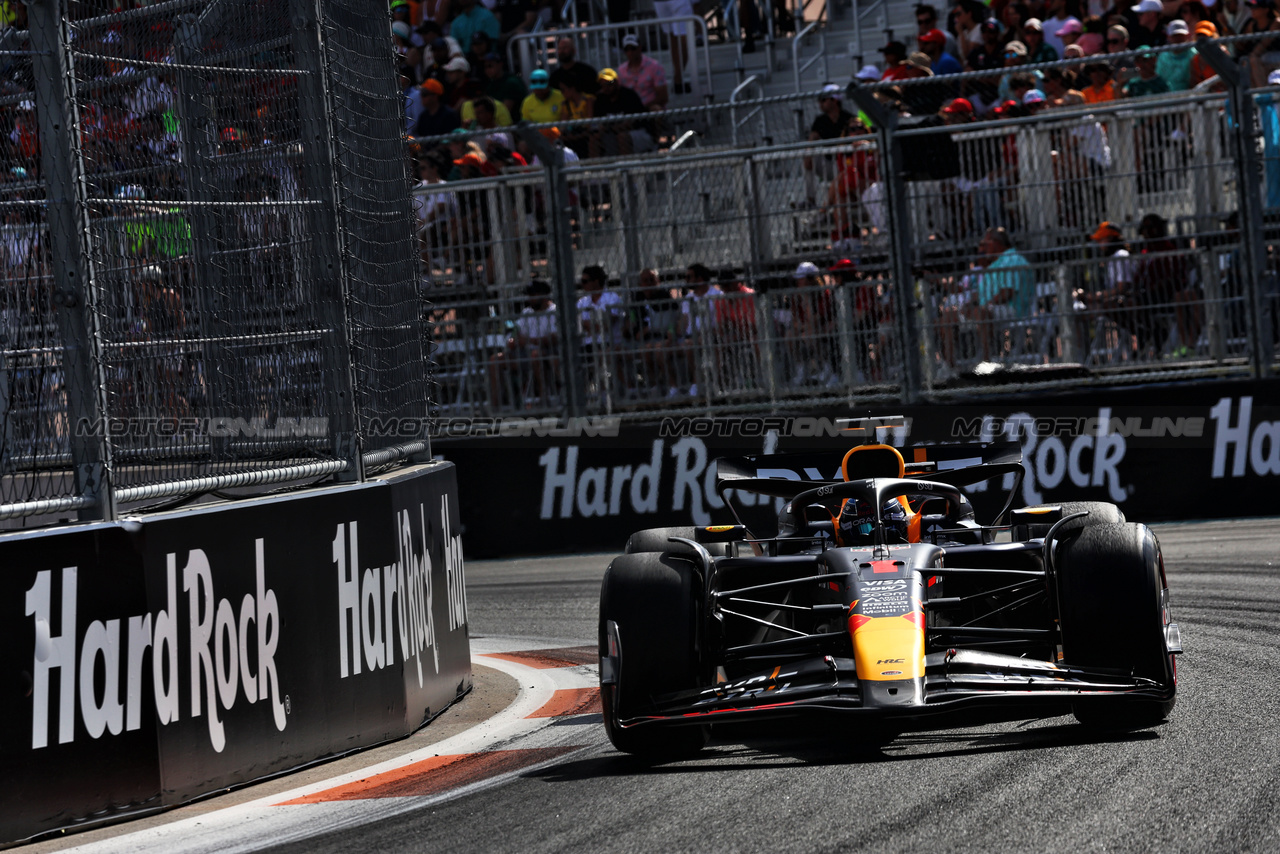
[1056,523,1176,729]
[625,526,733,558]
[1022,501,1125,539]
[599,552,710,759]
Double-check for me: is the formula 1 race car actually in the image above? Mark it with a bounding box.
[598,418,1182,758]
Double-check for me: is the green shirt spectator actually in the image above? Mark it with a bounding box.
[449,0,500,55]
[979,245,1036,316]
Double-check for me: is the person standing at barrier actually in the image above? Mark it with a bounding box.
[825,115,878,254]
[551,37,600,97]
[629,268,680,397]
[968,227,1034,362]
[787,261,839,386]
[578,265,624,401]
[674,263,721,397]
[713,267,760,395]
[1131,213,1198,358]
[489,278,559,409]
[1157,20,1195,91]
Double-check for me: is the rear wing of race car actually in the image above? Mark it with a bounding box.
[714,441,1026,524]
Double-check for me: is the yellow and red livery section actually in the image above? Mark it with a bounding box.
[848,562,926,681]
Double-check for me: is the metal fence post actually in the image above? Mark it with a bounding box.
[290,0,364,479]
[516,126,584,417]
[28,0,115,521]
[1200,40,1273,377]
[848,87,925,403]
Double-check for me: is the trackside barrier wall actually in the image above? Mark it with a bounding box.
[0,462,469,845]
[434,380,1280,557]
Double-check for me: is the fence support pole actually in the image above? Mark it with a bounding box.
[29,0,115,521]
[291,0,365,479]
[516,125,585,417]
[1200,40,1273,377]
[848,86,925,403]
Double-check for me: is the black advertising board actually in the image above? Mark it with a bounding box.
[0,523,162,843]
[0,462,471,845]
[383,463,473,732]
[435,380,1280,557]
[139,481,410,803]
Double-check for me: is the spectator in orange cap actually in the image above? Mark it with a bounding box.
[1190,21,1221,86]
[414,78,461,137]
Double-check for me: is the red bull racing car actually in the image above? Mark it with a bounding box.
[598,418,1182,758]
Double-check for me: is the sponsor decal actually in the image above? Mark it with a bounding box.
[1210,397,1280,477]
[24,544,285,753]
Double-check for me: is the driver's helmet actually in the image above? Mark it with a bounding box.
[838,498,908,544]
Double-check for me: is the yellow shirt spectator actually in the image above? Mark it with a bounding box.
[461,98,513,126]
[521,89,566,124]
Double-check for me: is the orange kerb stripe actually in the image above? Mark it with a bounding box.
[276,746,579,804]
[480,646,595,669]
[526,687,601,719]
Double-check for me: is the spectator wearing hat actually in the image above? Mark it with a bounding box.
[1129,0,1166,47]
[449,0,499,55]
[804,83,854,201]
[1084,219,1132,336]
[443,56,479,109]
[854,64,883,85]
[916,4,961,61]
[904,52,953,114]
[919,28,963,75]
[785,261,839,386]
[1055,17,1086,56]
[966,20,1006,113]
[617,34,669,111]
[1189,21,1221,86]
[481,53,527,117]
[414,78,462,137]
[1157,19,1195,91]
[879,41,912,80]
[1042,0,1080,57]
[521,69,565,124]
[590,68,653,156]
[997,42,1045,104]
[942,97,1005,234]
[1022,18,1060,63]
[1022,88,1049,112]
[551,37,600,98]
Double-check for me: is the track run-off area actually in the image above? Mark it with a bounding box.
[31,518,1280,854]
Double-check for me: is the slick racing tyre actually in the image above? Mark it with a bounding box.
[1021,501,1125,539]
[625,526,732,558]
[599,552,709,759]
[1056,522,1176,729]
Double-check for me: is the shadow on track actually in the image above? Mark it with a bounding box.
[528,721,1160,783]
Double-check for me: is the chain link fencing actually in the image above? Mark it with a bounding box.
[0,0,427,524]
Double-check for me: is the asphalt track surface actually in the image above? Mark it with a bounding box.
[55,518,1280,853]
